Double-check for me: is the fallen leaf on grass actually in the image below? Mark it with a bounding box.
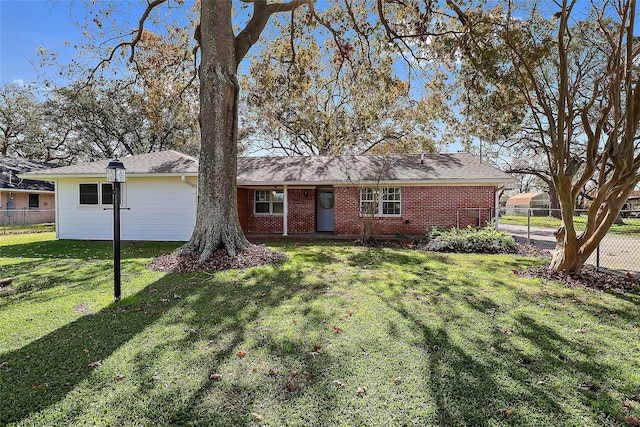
[88,361,102,368]
[332,326,342,334]
[251,413,263,422]
[498,408,513,417]
[114,374,126,381]
[395,377,403,385]
[0,361,8,369]
[333,380,345,388]
[210,373,222,381]
[308,351,320,359]
[159,298,169,303]
[512,269,519,275]
[188,329,198,335]
[236,351,246,358]
[497,327,513,335]
[151,375,162,381]
[624,399,638,410]
[285,381,296,392]
[30,383,40,389]
[624,416,640,425]
[356,386,368,396]
[313,345,322,352]
[173,294,182,299]
[267,369,279,377]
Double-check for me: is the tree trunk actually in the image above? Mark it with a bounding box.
[549,225,592,273]
[179,0,250,261]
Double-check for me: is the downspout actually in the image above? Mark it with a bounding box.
[283,185,288,236]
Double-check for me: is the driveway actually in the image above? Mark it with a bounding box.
[497,223,640,274]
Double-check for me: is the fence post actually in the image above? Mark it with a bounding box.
[527,208,531,245]
[596,244,600,271]
[456,209,460,229]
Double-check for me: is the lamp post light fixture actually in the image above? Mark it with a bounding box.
[106,159,126,302]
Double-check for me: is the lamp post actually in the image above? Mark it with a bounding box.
[106,159,126,302]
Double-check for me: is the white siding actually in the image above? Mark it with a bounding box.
[56,176,197,241]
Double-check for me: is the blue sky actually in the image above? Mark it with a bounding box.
[0,1,86,85]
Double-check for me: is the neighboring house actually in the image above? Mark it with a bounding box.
[505,192,551,216]
[22,150,515,241]
[622,190,640,217]
[0,156,57,225]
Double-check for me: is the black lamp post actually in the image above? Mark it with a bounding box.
[106,159,126,302]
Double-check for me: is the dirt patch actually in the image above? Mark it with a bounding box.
[71,303,96,315]
[148,244,288,274]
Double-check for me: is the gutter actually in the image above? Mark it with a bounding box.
[181,176,197,188]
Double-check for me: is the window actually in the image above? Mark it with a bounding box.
[79,184,99,205]
[101,183,113,205]
[79,183,125,206]
[360,187,401,216]
[28,194,39,209]
[254,189,284,215]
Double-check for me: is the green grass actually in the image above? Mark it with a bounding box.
[499,214,640,236]
[1,234,639,426]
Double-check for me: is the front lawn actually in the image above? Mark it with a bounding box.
[1,234,639,426]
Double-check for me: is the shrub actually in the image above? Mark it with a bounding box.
[421,226,518,254]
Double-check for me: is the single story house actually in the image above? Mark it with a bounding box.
[1,156,57,224]
[21,150,515,241]
[505,192,551,216]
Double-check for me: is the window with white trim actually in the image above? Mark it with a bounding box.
[79,183,125,206]
[360,187,401,216]
[254,189,284,215]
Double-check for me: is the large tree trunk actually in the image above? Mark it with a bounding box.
[179,0,249,261]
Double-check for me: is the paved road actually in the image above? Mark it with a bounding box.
[497,223,640,274]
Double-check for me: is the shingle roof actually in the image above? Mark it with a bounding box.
[0,156,58,192]
[21,151,515,185]
[22,150,198,177]
[237,153,515,185]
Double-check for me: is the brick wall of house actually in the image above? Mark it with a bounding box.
[334,185,496,237]
[237,188,249,231]
[288,189,316,233]
[240,188,316,234]
[1,192,55,224]
[239,185,496,236]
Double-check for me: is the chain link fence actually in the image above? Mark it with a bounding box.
[0,208,55,235]
[489,207,640,274]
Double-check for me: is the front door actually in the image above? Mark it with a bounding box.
[316,190,334,232]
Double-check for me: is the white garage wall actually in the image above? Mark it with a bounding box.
[56,176,197,241]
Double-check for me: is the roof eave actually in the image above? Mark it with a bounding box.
[18,172,199,180]
[238,178,516,186]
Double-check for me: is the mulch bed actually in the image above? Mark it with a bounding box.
[148,244,288,274]
[520,264,640,293]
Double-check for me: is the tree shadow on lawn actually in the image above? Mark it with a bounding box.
[0,264,310,425]
[382,292,626,425]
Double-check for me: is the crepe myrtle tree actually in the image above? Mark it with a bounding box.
[427,0,640,272]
